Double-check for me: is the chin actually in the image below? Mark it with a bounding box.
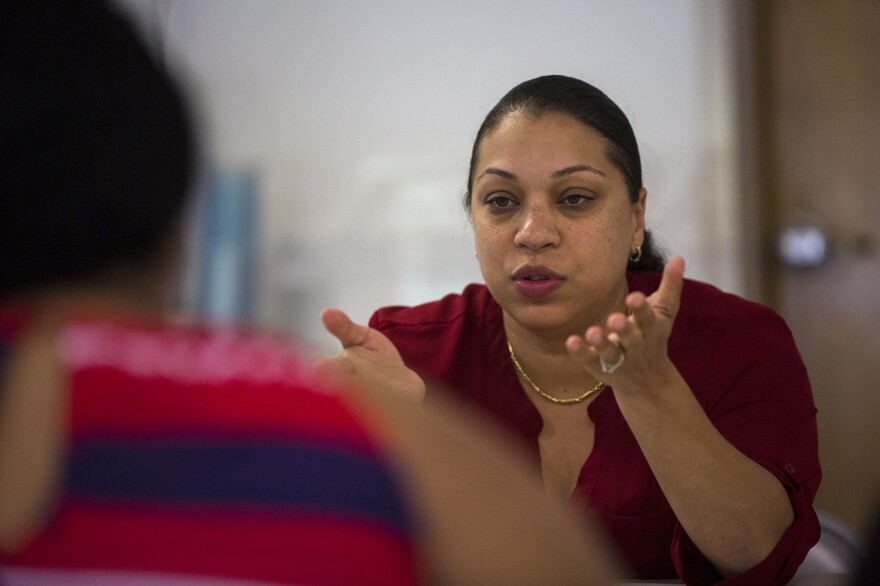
[508,306,576,335]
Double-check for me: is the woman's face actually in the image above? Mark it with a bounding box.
[470,110,646,337]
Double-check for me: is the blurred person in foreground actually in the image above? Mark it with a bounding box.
[0,2,620,584]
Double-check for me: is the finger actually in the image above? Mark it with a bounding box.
[565,334,585,354]
[606,311,629,332]
[585,325,606,348]
[320,308,370,349]
[625,291,649,317]
[566,334,602,371]
[625,291,655,331]
[585,326,625,370]
[652,257,685,319]
[607,309,639,342]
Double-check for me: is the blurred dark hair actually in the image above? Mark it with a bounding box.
[0,0,194,299]
[464,75,664,272]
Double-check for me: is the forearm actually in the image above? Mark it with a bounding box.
[615,374,794,577]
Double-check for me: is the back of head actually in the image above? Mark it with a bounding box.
[0,0,194,300]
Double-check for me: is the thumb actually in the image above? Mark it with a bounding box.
[321,308,370,349]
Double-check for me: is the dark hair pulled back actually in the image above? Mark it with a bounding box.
[464,75,664,272]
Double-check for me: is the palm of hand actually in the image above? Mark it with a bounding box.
[567,257,686,393]
[316,308,426,400]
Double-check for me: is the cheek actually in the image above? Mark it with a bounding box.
[472,225,508,275]
[473,232,495,264]
[473,221,497,248]
[562,221,627,262]
[562,221,613,246]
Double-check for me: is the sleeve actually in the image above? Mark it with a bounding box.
[369,308,444,384]
[671,306,821,586]
[369,308,425,366]
[368,307,449,382]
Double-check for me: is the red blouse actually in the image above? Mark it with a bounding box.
[370,271,820,585]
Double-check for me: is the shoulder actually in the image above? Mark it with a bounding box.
[630,273,810,414]
[676,278,795,353]
[370,283,497,332]
[371,283,495,327]
[677,279,799,373]
[368,284,502,378]
[628,271,805,390]
[628,270,784,326]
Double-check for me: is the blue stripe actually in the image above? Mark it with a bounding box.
[68,439,413,533]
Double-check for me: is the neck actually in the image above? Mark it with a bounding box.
[0,306,66,552]
[8,267,174,326]
[501,291,630,395]
[503,317,597,401]
[502,298,630,356]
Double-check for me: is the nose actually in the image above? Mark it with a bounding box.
[513,203,560,251]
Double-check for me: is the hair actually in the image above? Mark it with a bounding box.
[0,0,195,299]
[464,75,664,272]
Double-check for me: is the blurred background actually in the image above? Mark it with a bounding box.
[117,0,879,544]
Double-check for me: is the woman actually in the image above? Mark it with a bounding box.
[320,75,821,584]
[0,7,617,584]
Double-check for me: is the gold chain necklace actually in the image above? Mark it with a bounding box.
[507,341,605,405]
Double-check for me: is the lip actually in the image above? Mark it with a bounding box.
[511,265,564,299]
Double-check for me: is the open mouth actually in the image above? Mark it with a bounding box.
[512,267,563,298]
[512,265,563,282]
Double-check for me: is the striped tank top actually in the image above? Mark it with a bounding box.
[0,310,418,585]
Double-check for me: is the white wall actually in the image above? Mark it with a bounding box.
[122,0,744,353]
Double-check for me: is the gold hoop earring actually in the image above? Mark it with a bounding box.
[629,245,642,263]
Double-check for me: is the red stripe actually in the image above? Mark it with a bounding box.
[6,500,418,585]
[70,370,376,449]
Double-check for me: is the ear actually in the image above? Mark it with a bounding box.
[631,187,647,248]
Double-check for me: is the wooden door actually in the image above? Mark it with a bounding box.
[743,0,880,537]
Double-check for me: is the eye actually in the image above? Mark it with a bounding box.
[486,193,517,210]
[560,192,595,207]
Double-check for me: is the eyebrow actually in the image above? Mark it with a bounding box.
[477,164,607,182]
[478,167,517,182]
[552,165,607,178]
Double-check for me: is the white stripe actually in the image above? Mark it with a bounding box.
[58,321,326,390]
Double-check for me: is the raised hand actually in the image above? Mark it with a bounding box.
[315,308,426,401]
[565,257,686,393]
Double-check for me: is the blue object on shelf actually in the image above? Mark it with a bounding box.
[197,169,259,323]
